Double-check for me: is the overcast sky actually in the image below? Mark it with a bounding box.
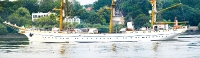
[76,0,97,5]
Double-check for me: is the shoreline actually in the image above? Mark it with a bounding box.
[181,30,200,35]
[0,34,28,39]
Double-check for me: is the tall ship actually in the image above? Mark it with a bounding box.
[3,0,188,43]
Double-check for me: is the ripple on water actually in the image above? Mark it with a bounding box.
[0,40,200,58]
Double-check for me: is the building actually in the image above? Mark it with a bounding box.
[113,10,124,25]
[86,7,92,12]
[63,16,81,24]
[32,12,52,22]
[32,12,81,24]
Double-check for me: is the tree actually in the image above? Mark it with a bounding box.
[18,0,39,13]
[84,4,93,8]
[97,7,110,24]
[7,7,32,27]
[87,12,106,25]
[133,14,150,28]
[0,1,21,19]
[0,23,8,35]
[198,23,200,30]
[76,23,90,28]
[64,0,74,17]
[71,0,83,15]
[34,14,58,28]
[93,0,112,11]
[38,0,60,12]
[162,5,200,26]
[113,24,123,33]
[115,0,151,26]
[0,16,3,23]
[78,9,90,22]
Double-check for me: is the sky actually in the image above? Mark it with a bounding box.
[76,0,97,5]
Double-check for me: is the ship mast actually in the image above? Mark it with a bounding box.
[59,0,64,31]
[150,0,157,29]
[108,0,115,33]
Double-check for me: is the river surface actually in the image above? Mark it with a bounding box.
[0,38,200,58]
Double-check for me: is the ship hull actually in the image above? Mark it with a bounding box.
[24,31,180,43]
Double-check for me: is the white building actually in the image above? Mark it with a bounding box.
[63,16,81,24]
[113,10,124,25]
[32,12,81,24]
[32,12,52,22]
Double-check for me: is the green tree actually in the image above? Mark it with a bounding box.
[93,0,112,11]
[34,14,58,28]
[162,5,200,26]
[38,0,60,12]
[84,4,93,8]
[115,0,151,26]
[64,0,74,17]
[198,23,200,30]
[71,0,83,15]
[18,0,39,13]
[0,23,8,35]
[7,7,32,27]
[97,7,110,24]
[0,1,21,19]
[133,14,150,28]
[78,9,90,22]
[0,16,3,23]
[87,12,106,25]
[113,24,123,33]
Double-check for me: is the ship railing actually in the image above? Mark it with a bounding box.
[126,29,175,33]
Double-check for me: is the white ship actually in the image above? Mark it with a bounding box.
[3,0,188,43]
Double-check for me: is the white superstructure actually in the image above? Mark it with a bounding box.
[3,20,187,43]
[23,28,186,43]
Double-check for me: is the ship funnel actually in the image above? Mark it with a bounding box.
[127,22,134,30]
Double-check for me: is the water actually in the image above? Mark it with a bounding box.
[0,38,200,58]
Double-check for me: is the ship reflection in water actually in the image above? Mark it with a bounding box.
[0,38,200,58]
